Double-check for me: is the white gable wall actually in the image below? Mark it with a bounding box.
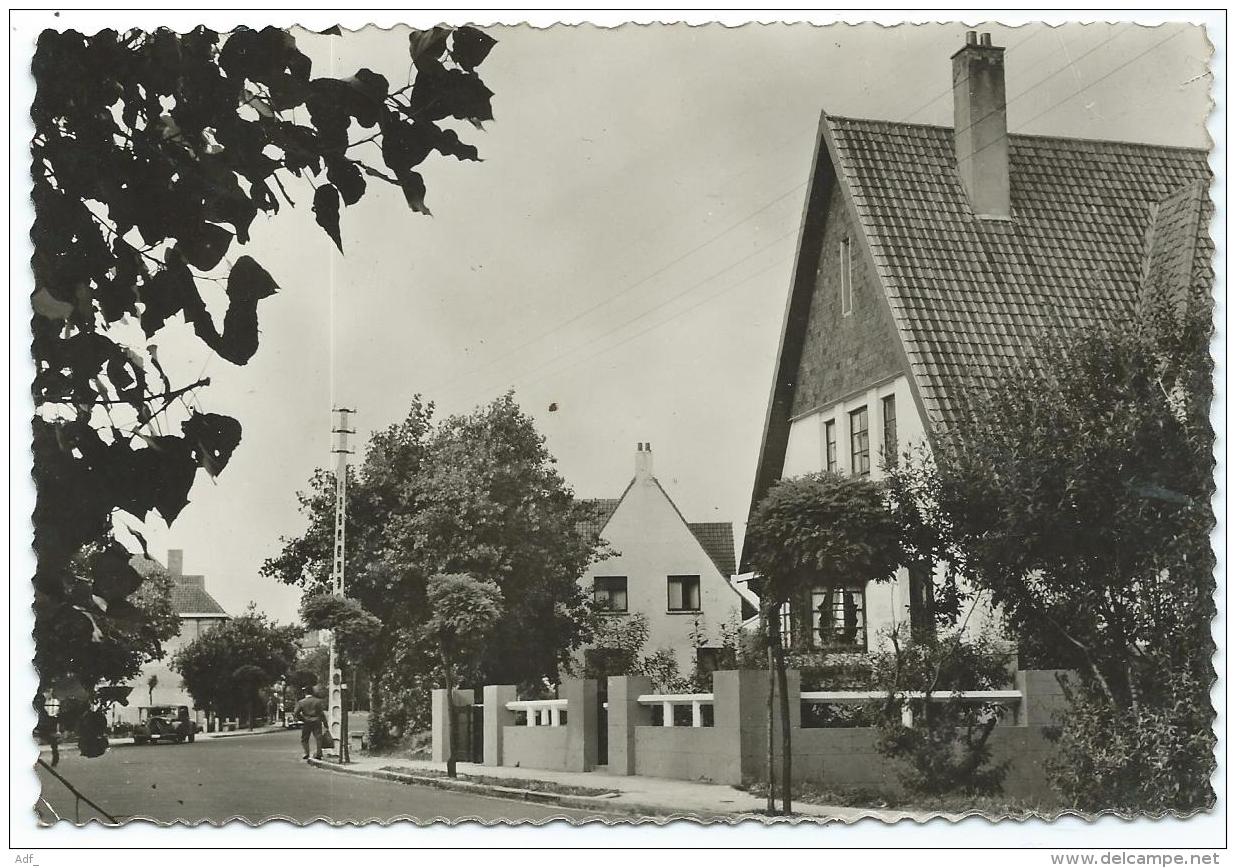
[776,375,999,651]
[581,473,743,675]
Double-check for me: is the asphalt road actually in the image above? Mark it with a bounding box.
[34,729,603,825]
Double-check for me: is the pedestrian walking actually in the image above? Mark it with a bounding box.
[294,687,327,760]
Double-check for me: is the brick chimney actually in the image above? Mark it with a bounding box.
[634,441,653,478]
[952,30,1010,218]
[167,549,184,576]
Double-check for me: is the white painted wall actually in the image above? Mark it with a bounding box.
[580,455,745,673]
[777,377,1004,650]
[780,376,943,652]
[115,615,229,725]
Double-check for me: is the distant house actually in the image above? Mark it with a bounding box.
[579,443,745,674]
[739,31,1212,655]
[118,549,229,725]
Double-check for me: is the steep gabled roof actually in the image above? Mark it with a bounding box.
[577,497,624,541]
[687,522,737,578]
[168,580,228,616]
[130,554,229,617]
[826,116,1211,431]
[743,114,1211,570]
[580,485,736,579]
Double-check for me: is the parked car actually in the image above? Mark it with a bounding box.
[284,710,301,729]
[133,705,197,745]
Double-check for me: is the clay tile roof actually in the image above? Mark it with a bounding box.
[129,554,229,616]
[826,116,1212,430]
[687,522,737,578]
[168,579,228,616]
[577,498,621,541]
[1140,178,1213,311]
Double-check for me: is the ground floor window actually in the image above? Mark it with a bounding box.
[696,646,735,674]
[811,584,867,649]
[778,601,793,647]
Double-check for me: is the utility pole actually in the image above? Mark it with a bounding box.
[328,407,355,761]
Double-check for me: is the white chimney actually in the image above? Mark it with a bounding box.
[634,442,654,478]
[167,549,184,576]
[952,30,1010,218]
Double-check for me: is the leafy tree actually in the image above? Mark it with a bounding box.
[263,401,434,748]
[300,593,383,664]
[171,604,301,722]
[886,296,1215,813]
[146,673,159,705]
[30,24,497,711]
[264,394,604,748]
[231,663,270,729]
[745,471,902,815]
[872,625,1013,797]
[397,394,601,686]
[581,610,650,680]
[33,548,180,695]
[424,574,502,776]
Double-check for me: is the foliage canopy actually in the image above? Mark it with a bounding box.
[886,297,1215,812]
[171,604,302,720]
[31,24,496,699]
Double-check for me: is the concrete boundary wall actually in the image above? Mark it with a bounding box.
[443,669,1071,798]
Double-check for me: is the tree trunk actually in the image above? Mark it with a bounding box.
[763,604,776,815]
[368,673,384,751]
[441,648,457,778]
[772,618,793,816]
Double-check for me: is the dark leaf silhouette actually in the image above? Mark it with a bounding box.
[182,411,243,478]
[30,23,496,729]
[313,183,343,251]
[449,27,497,73]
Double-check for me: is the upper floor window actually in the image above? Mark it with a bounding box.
[881,394,898,466]
[840,238,854,316]
[850,407,870,476]
[824,419,838,474]
[593,576,628,613]
[811,585,867,649]
[667,575,701,612]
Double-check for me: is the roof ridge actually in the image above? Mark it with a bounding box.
[825,112,1209,154]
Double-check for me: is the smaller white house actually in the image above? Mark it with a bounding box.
[578,443,746,674]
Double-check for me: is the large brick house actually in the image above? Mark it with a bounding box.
[579,444,746,674]
[738,31,1212,655]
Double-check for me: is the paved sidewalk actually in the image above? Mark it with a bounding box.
[309,753,933,822]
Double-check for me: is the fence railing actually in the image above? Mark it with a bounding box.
[506,698,568,727]
[637,693,714,728]
[799,689,1024,726]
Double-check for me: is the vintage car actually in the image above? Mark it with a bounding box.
[133,705,197,745]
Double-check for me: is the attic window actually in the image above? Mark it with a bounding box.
[840,238,854,316]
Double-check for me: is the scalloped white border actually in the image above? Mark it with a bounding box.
[6,8,1226,857]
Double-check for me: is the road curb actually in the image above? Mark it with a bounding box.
[202,726,286,740]
[305,758,720,819]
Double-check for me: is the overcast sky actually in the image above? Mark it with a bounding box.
[19,17,1217,625]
